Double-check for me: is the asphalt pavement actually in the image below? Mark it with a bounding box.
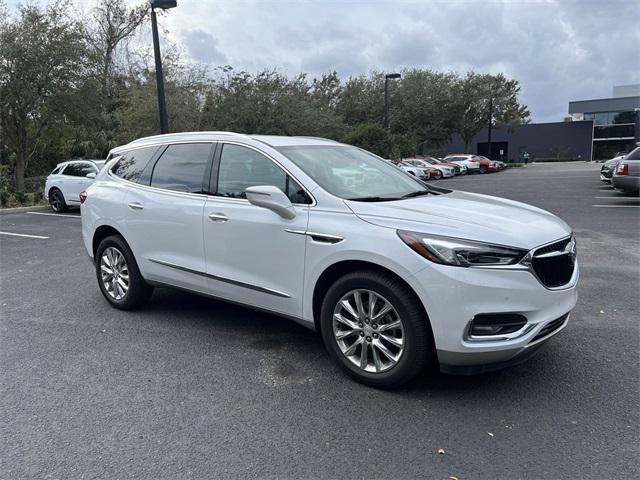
[1,161,638,479]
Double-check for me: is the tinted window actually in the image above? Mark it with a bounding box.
[217,144,310,203]
[62,163,83,177]
[78,163,97,176]
[150,143,212,193]
[51,166,62,175]
[112,146,158,183]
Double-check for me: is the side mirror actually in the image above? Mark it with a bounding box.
[245,185,296,220]
[86,172,97,179]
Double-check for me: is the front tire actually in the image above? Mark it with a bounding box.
[49,189,67,212]
[95,235,153,310]
[320,270,434,388]
[479,166,487,174]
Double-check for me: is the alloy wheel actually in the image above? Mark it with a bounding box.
[50,191,63,211]
[332,289,405,373]
[100,247,130,300]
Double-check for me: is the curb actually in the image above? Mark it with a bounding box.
[0,205,50,215]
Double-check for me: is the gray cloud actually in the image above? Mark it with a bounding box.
[182,29,228,65]
[12,0,638,123]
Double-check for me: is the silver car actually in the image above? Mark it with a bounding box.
[611,147,640,194]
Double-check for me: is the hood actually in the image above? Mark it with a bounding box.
[345,190,571,250]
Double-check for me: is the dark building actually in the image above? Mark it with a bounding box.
[568,84,640,160]
[443,121,594,163]
[440,84,640,162]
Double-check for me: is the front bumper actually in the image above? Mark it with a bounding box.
[407,258,579,374]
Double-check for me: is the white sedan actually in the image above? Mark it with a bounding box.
[44,160,106,212]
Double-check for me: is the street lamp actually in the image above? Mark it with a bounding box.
[150,0,177,134]
[487,96,493,159]
[383,73,401,130]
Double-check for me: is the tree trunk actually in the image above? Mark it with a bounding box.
[463,139,470,153]
[14,129,27,191]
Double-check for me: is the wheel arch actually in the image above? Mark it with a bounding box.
[92,224,127,258]
[311,260,434,338]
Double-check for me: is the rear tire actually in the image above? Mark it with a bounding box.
[480,166,487,174]
[95,235,153,310]
[320,270,434,388]
[49,189,67,212]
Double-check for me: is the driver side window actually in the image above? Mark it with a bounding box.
[216,144,311,204]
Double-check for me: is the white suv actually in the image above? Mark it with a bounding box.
[45,160,105,212]
[443,154,481,173]
[81,132,578,387]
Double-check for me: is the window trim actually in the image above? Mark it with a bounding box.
[106,139,316,206]
[208,141,316,207]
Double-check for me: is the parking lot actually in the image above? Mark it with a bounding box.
[1,161,638,479]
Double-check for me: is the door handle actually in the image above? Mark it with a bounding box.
[128,202,144,210]
[208,212,228,222]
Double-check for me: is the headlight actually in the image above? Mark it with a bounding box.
[397,231,528,267]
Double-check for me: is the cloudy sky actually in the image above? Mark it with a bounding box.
[8,0,640,122]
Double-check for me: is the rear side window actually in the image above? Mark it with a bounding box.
[111,146,158,183]
[150,143,212,193]
[62,163,83,177]
[51,166,62,175]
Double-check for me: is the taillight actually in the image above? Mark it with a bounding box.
[79,191,88,204]
[616,163,629,176]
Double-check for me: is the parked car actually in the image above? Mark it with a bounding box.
[404,159,455,178]
[398,161,430,180]
[422,166,443,180]
[443,154,481,173]
[600,156,623,183]
[474,156,501,174]
[413,157,464,175]
[433,157,468,174]
[611,147,640,194]
[82,132,578,388]
[44,159,106,212]
[494,160,507,170]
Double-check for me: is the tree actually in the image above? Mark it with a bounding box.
[86,0,148,100]
[0,2,87,190]
[455,72,530,153]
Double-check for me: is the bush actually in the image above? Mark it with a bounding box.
[0,165,13,207]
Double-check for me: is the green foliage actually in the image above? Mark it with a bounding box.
[0,1,531,197]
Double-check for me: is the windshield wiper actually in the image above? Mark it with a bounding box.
[401,190,433,198]
[347,196,400,202]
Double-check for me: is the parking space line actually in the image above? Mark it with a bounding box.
[592,205,640,208]
[27,211,80,218]
[0,231,50,239]
[594,196,640,200]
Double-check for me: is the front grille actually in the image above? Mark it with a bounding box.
[530,313,568,343]
[531,238,575,288]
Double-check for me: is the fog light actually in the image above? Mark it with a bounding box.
[469,313,527,337]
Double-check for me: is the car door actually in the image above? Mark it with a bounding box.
[203,143,311,317]
[58,162,85,204]
[76,162,99,197]
[123,142,214,293]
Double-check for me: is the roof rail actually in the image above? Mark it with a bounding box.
[126,131,249,146]
[293,136,341,143]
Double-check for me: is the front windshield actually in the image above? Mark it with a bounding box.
[277,145,429,200]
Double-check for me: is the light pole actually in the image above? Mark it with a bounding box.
[150,0,177,134]
[383,73,401,130]
[487,96,493,159]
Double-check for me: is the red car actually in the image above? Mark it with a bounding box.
[476,156,501,173]
[422,166,443,179]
